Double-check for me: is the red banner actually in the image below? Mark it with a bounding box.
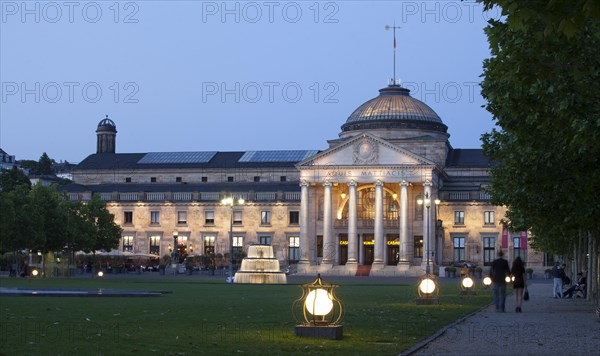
[520,231,528,249]
[502,228,508,249]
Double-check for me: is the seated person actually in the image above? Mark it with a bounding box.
[563,272,586,298]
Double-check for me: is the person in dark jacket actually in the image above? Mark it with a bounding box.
[490,250,511,312]
[511,257,526,313]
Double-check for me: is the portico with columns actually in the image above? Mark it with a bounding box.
[296,132,443,276]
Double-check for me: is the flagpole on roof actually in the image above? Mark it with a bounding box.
[385,22,402,86]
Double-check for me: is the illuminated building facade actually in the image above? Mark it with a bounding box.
[63,85,548,275]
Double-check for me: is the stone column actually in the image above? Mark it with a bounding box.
[359,234,364,264]
[347,181,358,264]
[298,180,311,267]
[398,180,410,270]
[321,182,334,265]
[422,180,433,270]
[373,180,385,268]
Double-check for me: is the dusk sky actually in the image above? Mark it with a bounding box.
[1,1,501,163]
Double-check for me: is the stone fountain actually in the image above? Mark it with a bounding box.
[234,245,287,284]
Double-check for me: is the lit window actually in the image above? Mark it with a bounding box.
[205,211,215,225]
[289,211,299,225]
[150,211,160,224]
[454,211,465,225]
[123,235,134,252]
[149,235,160,255]
[233,211,242,225]
[414,236,423,258]
[177,211,187,224]
[289,236,300,261]
[232,236,244,259]
[204,235,215,254]
[484,211,495,224]
[124,211,133,224]
[261,211,271,225]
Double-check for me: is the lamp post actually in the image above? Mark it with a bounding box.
[221,196,245,283]
[417,192,440,276]
[172,231,179,271]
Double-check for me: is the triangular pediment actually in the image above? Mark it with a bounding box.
[297,133,434,168]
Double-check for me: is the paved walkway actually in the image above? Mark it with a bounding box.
[409,282,600,355]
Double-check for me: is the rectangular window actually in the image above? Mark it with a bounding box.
[232,236,243,257]
[261,211,271,225]
[317,235,323,258]
[150,211,160,225]
[177,211,187,224]
[259,235,271,245]
[484,211,495,225]
[124,211,133,224]
[454,211,465,225]
[201,176,208,182]
[453,236,465,261]
[280,176,287,182]
[151,177,157,183]
[513,237,526,262]
[122,235,134,252]
[289,211,299,225]
[289,236,300,262]
[149,235,160,255]
[125,177,131,183]
[227,176,234,182]
[204,235,215,255]
[254,176,260,182]
[176,177,182,182]
[414,235,423,258]
[233,211,242,225]
[483,236,495,266]
[204,211,215,225]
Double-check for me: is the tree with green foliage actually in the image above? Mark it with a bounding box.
[479,0,600,253]
[36,152,55,175]
[86,194,122,252]
[479,0,600,303]
[0,167,31,192]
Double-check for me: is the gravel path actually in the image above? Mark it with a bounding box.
[408,282,600,356]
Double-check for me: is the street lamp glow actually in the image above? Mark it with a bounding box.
[419,278,436,294]
[305,289,334,316]
[462,276,474,289]
[505,276,511,283]
[417,197,423,205]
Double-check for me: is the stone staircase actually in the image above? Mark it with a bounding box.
[355,265,372,277]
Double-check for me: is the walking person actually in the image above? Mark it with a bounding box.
[552,262,563,298]
[511,257,526,312]
[490,250,511,312]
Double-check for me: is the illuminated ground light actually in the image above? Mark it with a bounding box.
[483,276,493,289]
[31,269,39,277]
[293,274,343,340]
[416,275,440,305]
[97,271,104,278]
[460,275,476,295]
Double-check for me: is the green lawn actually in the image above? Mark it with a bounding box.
[0,277,491,355]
